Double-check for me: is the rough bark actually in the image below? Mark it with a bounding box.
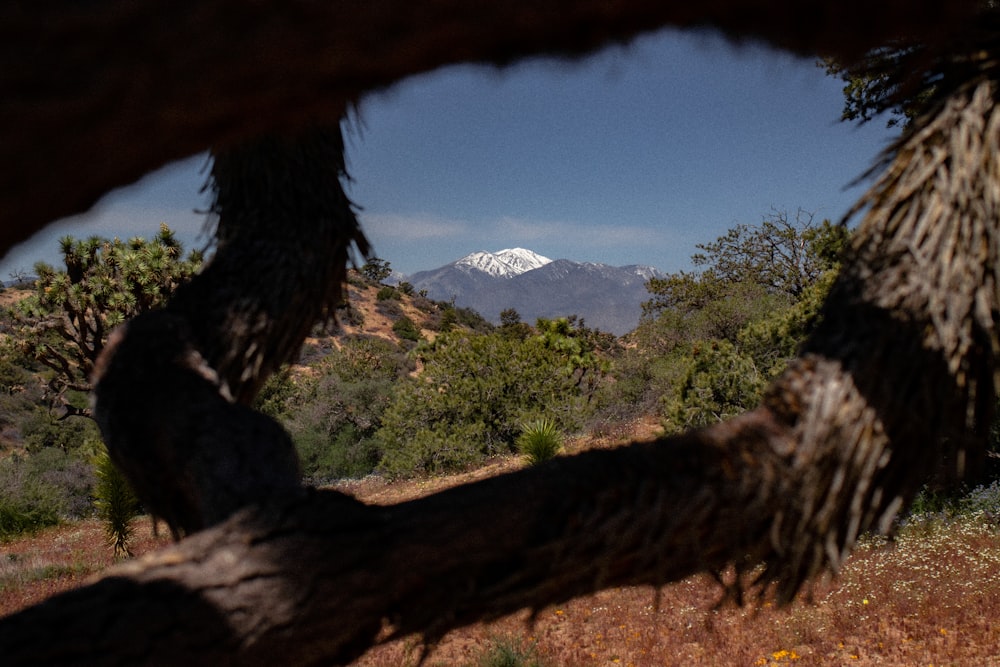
[3,2,1000,666]
[4,72,1000,667]
[0,0,982,258]
[91,126,368,538]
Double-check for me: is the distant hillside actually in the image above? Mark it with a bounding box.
[295,271,491,365]
[406,249,662,336]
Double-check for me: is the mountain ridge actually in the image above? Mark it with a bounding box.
[406,249,663,335]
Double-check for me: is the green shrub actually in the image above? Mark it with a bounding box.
[661,339,765,433]
[252,368,297,420]
[93,446,140,560]
[0,448,94,540]
[392,316,422,342]
[517,419,562,465]
[294,424,382,482]
[19,408,101,455]
[377,332,587,477]
[376,286,399,301]
[284,337,408,482]
[468,635,549,667]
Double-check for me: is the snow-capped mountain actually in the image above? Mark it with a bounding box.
[406,249,664,336]
[454,248,552,278]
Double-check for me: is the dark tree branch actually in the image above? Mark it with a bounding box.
[1,2,999,666]
[0,0,982,259]
[5,70,1000,667]
[0,409,889,666]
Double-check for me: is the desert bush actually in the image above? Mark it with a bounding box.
[376,286,399,301]
[346,270,369,289]
[468,635,549,667]
[92,445,140,560]
[338,302,365,328]
[375,298,403,319]
[517,419,562,465]
[959,480,1000,517]
[392,316,421,342]
[410,293,437,314]
[285,337,409,482]
[377,331,588,477]
[0,448,94,539]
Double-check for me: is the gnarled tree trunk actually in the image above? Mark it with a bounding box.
[2,2,1000,666]
[4,73,1000,667]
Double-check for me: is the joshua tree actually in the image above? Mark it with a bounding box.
[2,1,999,666]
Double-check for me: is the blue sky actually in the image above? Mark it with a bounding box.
[0,29,897,280]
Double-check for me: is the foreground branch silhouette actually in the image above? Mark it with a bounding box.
[0,0,980,252]
[2,1,999,665]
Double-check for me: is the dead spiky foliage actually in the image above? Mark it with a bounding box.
[738,72,1000,602]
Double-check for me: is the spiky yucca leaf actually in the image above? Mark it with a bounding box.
[93,446,140,560]
[517,419,562,465]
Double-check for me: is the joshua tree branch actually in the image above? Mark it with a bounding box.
[0,0,981,257]
[2,3,999,666]
[4,71,999,667]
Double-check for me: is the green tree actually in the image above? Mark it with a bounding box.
[360,257,392,284]
[377,330,590,477]
[823,3,1000,129]
[688,208,845,300]
[822,50,933,128]
[614,211,849,432]
[498,308,532,341]
[10,224,202,417]
[738,268,839,377]
[392,315,422,342]
[661,339,766,433]
[534,316,611,402]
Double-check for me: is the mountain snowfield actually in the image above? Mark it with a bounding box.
[455,248,552,278]
[406,248,663,335]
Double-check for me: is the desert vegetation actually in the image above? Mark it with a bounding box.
[2,210,998,664]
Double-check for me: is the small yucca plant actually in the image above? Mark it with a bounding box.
[473,635,548,667]
[93,446,140,560]
[517,419,562,465]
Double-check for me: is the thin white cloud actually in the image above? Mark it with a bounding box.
[362,210,676,249]
[360,212,472,240]
[493,215,674,248]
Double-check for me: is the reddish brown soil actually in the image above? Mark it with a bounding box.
[0,519,171,617]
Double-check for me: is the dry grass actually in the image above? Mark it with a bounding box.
[354,513,1000,666]
[0,517,170,618]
